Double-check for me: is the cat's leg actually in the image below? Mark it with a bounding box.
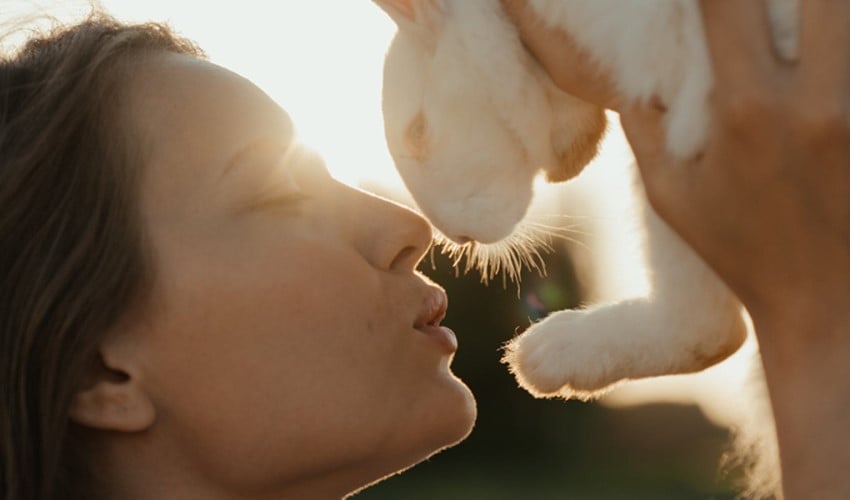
[504,190,748,400]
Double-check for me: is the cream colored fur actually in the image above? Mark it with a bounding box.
[375,0,796,400]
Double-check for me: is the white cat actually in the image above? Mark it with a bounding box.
[375,0,797,400]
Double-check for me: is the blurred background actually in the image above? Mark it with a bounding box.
[4,1,776,497]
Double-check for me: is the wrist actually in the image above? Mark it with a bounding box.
[753,303,850,395]
[751,311,850,498]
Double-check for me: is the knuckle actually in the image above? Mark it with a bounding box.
[791,101,850,146]
[715,90,778,130]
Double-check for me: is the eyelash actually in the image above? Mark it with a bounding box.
[239,159,309,214]
[246,190,310,213]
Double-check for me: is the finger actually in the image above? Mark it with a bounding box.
[619,103,675,182]
[698,0,777,88]
[798,0,850,96]
[501,0,621,109]
[620,104,692,223]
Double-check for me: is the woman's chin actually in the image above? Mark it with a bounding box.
[444,374,477,444]
[373,387,476,485]
[341,371,477,498]
[416,372,477,460]
[399,374,476,464]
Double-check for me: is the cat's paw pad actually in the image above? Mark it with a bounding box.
[502,309,623,400]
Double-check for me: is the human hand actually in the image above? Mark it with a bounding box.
[506,0,850,495]
[621,0,850,334]
[621,2,850,496]
[500,0,622,110]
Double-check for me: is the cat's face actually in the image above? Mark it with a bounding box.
[378,0,606,246]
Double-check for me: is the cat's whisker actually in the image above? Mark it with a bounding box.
[526,229,586,246]
[527,213,620,226]
[425,238,438,271]
[525,222,591,238]
[526,213,602,222]
[430,219,596,287]
[432,225,555,288]
[524,222,592,252]
[526,216,598,234]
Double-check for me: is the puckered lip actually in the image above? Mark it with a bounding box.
[413,286,448,330]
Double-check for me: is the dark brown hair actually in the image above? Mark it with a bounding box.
[0,13,203,500]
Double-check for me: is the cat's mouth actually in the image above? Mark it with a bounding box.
[413,287,448,330]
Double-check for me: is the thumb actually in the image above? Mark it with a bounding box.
[619,103,690,207]
[619,102,671,181]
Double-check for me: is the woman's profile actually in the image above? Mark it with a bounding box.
[0,13,475,499]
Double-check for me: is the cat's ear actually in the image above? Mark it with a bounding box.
[374,0,415,23]
[374,0,446,33]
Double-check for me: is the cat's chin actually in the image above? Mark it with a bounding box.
[416,197,528,246]
[433,223,556,286]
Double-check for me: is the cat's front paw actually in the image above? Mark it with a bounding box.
[502,309,625,401]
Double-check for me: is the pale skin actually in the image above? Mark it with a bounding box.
[68,53,476,499]
[503,0,850,497]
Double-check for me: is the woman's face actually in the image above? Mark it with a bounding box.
[116,54,475,497]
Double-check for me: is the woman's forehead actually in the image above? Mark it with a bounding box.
[126,53,294,177]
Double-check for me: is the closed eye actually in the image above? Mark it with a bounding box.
[241,191,310,214]
[237,150,310,214]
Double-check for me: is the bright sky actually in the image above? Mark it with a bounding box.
[5,0,764,428]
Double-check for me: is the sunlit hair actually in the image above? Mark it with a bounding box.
[0,12,203,500]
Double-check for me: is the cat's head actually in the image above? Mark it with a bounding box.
[376,0,606,246]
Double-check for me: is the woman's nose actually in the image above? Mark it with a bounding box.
[349,190,433,272]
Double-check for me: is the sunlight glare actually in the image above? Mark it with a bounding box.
[100,0,401,188]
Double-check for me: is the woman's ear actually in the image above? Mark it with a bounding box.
[69,339,156,433]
